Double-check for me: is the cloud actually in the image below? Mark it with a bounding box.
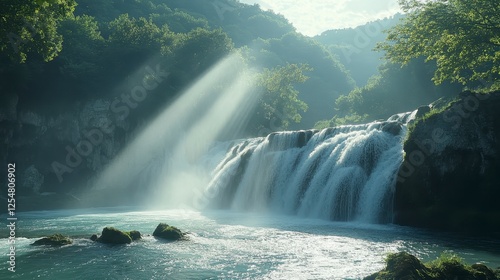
[238,0,401,36]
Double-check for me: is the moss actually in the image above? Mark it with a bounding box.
[494,268,500,279]
[32,234,73,246]
[365,252,499,280]
[369,252,434,280]
[126,230,142,241]
[153,223,185,241]
[97,227,132,244]
[404,97,457,145]
[426,252,499,279]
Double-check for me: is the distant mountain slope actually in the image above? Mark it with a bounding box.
[315,14,404,86]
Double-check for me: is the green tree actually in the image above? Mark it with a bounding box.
[0,0,76,62]
[150,11,209,33]
[316,58,461,128]
[166,28,234,87]
[107,14,173,52]
[249,33,355,129]
[379,0,500,90]
[57,15,105,82]
[103,14,176,79]
[252,63,310,132]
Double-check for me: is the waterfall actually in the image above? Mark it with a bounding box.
[200,117,410,223]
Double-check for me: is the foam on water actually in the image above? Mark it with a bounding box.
[204,120,408,223]
[2,209,499,279]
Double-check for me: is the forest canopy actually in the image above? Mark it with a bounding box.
[2,0,498,134]
[1,0,336,135]
[0,0,77,62]
[379,0,500,91]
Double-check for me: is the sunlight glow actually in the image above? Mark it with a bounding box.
[239,0,401,36]
[90,53,259,209]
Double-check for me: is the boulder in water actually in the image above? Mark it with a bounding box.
[90,234,98,241]
[97,227,132,244]
[381,121,402,136]
[153,223,185,241]
[32,234,72,246]
[126,230,142,241]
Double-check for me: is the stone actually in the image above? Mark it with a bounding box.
[394,91,500,232]
[152,223,185,241]
[97,227,132,244]
[381,121,402,136]
[127,230,142,241]
[32,234,72,246]
[365,252,499,280]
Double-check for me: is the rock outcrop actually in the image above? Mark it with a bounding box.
[152,223,185,241]
[365,252,499,280]
[127,230,142,241]
[32,234,73,246]
[394,91,500,232]
[96,227,133,244]
[0,95,132,211]
[94,227,142,244]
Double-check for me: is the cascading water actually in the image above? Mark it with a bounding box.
[87,50,415,224]
[199,116,413,224]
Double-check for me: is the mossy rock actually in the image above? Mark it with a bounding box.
[494,268,500,279]
[365,252,434,280]
[471,264,497,279]
[97,227,132,244]
[32,234,73,246]
[366,252,499,280]
[153,223,185,241]
[126,230,142,241]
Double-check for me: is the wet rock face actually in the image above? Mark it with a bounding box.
[381,121,403,136]
[394,91,500,232]
[1,98,130,205]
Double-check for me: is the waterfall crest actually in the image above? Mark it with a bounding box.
[202,117,410,223]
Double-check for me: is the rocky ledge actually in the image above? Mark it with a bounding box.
[394,91,500,232]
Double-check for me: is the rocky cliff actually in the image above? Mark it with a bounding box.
[0,93,131,211]
[394,91,500,232]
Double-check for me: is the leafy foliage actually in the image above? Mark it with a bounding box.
[107,14,173,52]
[57,15,105,81]
[317,58,461,127]
[247,33,355,128]
[379,0,500,90]
[252,64,310,132]
[0,0,358,134]
[0,0,77,62]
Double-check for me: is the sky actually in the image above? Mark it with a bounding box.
[238,0,401,36]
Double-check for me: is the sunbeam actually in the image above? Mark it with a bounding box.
[87,52,259,209]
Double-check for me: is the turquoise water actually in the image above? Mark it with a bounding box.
[1,208,499,279]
